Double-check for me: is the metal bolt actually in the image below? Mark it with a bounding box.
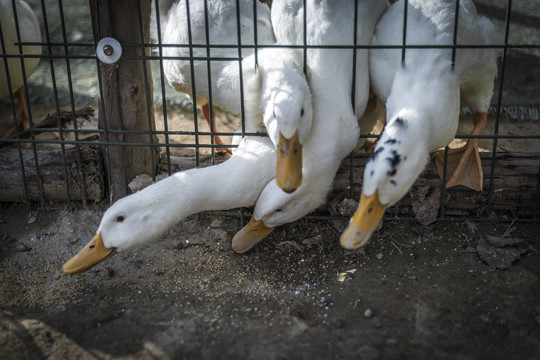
[103,44,114,56]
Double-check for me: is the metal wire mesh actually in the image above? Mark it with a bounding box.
[0,0,538,225]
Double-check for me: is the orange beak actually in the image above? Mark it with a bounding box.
[275,132,302,193]
[340,190,386,249]
[62,232,117,274]
[232,216,274,253]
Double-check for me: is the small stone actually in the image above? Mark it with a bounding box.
[337,198,359,217]
[355,344,379,360]
[16,243,32,252]
[364,308,373,318]
[316,297,333,310]
[376,253,384,260]
[385,338,398,346]
[27,212,37,224]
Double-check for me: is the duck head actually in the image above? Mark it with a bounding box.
[340,112,431,249]
[62,178,181,274]
[259,49,312,194]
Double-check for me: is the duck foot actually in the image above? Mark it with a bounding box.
[434,112,486,191]
[232,216,274,253]
[2,88,30,138]
[200,103,232,155]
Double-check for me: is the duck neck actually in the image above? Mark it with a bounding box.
[136,137,276,230]
[386,63,461,151]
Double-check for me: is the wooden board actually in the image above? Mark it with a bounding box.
[0,146,537,220]
[331,151,540,219]
[0,145,104,202]
[91,0,159,202]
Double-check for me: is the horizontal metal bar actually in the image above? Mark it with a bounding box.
[0,127,263,137]
[0,138,239,148]
[8,41,540,52]
[3,128,536,140]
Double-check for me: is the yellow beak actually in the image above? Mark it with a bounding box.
[62,232,117,274]
[275,132,302,193]
[340,190,386,249]
[232,216,274,253]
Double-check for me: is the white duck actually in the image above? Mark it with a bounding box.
[231,0,389,253]
[62,135,276,274]
[340,0,501,249]
[0,0,41,138]
[161,0,312,191]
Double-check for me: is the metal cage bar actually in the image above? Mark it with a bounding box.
[0,0,537,224]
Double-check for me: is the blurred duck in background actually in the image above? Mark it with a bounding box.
[0,0,41,138]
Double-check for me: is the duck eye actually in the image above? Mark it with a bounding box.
[300,108,304,116]
[116,215,125,223]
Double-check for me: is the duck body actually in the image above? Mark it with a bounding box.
[232,0,388,252]
[160,0,312,190]
[0,0,41,137]
[341,0,501,249]
[162,0,274,115]
[62,135,276,273]
[0,0,41,98]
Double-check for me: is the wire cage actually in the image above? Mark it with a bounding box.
[0,0,539,229]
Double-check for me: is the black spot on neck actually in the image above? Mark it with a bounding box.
[368,146,384,163]
[387,150,401,168]
[392,117,407,129]
[384,138,398,145]
[390,180,397,186]
[385,150,401,177]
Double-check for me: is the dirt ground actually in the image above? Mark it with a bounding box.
[0,102,539,359]
[1,1,539,358]
[0,203,539,359]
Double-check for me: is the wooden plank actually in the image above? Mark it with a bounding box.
[0,146,536,218]
[331,151,540,218]
[0,145,104,202]
[154,151,539,218]
[91,0,159,202]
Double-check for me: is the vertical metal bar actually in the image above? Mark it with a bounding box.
[58,0,88,208]
[0,3,30,206]
[349,0,359,200]
[451,0,460,68]
[22,0,45,207]
[40,0,72,207]
[2,1,23,138]
[153,0,172,175]
[185,0,201,166]
[232,0,247,225]
[396,0,406,220]
[88,0,114,203]
[535,161,540,220]
[439,0,460,219]
[105,0,130,196]
[252,0,259,66]
[234,0,247,138]
[136,0,157,181]
[439,146,450,219]
[302,0,307,74]
[202,0,216,162]
[112,67,129,195]
[487,0,512,213]
[401,0,408,65]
